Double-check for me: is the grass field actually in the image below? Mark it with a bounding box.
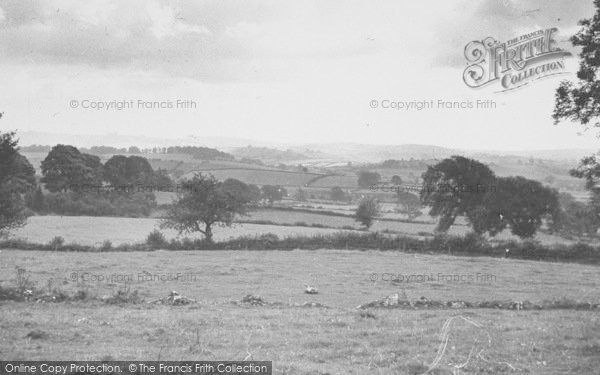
[182,169,322,187]
[1,250,599,374]
[8,216,357,246]
[8,215,579,248]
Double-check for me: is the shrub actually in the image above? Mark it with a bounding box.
[569,242,596,259]
[48,236,65,250]
[257,233,279,249]
[14,266,35,293]
[146,230,167,248]
[2,230,600,266]
[103,287,142,304]
[100,240,113,251]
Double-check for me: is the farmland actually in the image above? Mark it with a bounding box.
[1,249,599,374]
[8,214,581,248]
[7,216,357,247]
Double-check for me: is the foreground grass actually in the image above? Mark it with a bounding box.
[1,250,599,374]
[1,302,599,374]
[2,250,600,305]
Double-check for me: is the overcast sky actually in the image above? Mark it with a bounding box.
[0,0,598,150]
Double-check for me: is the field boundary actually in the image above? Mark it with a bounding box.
[2,232,599,266]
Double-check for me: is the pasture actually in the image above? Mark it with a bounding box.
[8,216,357,247]
[1,250,599,374]
[8,215,580,248]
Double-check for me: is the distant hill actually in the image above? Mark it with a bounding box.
[15,131,596,163]
[290,143,462,162]
[231,146,312,163]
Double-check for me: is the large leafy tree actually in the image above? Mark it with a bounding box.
[41,145,103,192]
[161,174,253,243]
[472,177,560,239]
[357,171,381,189]
[102,155,129,186]
[222,178,261,204]
[103,155,157,186]
[0,130,36,236]
[421,156,496,232]
[553,0,600,128]
[552,2,600,232]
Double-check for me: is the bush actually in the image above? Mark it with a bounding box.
[14,266,35,293]
[100,240,112,251]
[146,230,167,248]
[355,197,381,229]
[103,287,142,304]
[2,231,600,266]
[48,236,65,250]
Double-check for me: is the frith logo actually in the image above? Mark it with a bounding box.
[463,28,571,91]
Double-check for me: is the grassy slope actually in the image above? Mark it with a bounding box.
[1,250,599,374]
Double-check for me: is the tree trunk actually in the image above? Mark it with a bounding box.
[205,223,213,243]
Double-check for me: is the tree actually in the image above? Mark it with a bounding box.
[421,156,496,232]
[551,192,600,236]
[569,155,600,222]
[153,168,172,186]
[128,146,141,154]
[26,186,46,213]
[391,175,403,185]
[246,184,262,205]
[222,178,259,205]
[294,188,308,202]
[126,156,154,183]
[357,171,381,189]
[102,155,129,186]
[552,3,600,236]
[8,153,36,188]
[261,185,286,205]
[41,145,103,192]
[82,154,103,186]
[471,177,560,239]
[103,155,166,187]
[396,190,422,220]
[0,130,35,236]
[160,174,252,243]
[553,0,600,129]
[355,197,380,229]
[330,186,348,202]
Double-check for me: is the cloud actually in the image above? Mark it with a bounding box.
[0,0,269,80]
[0,0,389,82]
[433,0,596,67]
[2,0,594,85]
[0,0,451,82]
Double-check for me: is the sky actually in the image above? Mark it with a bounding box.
[0,0,599,151]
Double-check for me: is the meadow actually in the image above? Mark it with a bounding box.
[8,214,579,248]
[1,249,599,374]
[8,216,357,247]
